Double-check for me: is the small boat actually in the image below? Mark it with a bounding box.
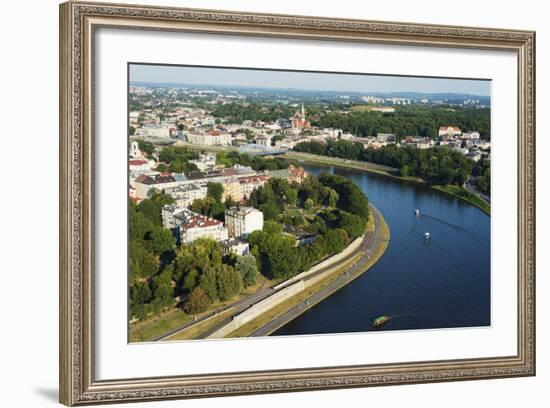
[424,232,430,240]
[372,315,390,328]
[414,209,420,216]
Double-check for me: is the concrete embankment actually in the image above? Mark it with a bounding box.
[206,280,305,338]
[207,205,389,339]
[273,235,364,290]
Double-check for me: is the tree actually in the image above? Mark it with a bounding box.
[399,164,410,177]
[144,227,175,256]
[216,265,243,301]
[322,187,339,208]
[259,202,278,221]
[236,255,260,287]
[264,235,299,279]
[199,267,218,302]
[262,220,282,235]
[151,269,174,315]
[137,199,163,226]
[155,163,169,173]
[207,183,224,203]
[184,287,211,314]
[129,241,158,281]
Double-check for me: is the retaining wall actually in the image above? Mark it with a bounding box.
[206,280,305,338]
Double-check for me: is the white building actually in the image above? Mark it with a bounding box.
[224,206,264,239]
[129,140,143,158]
[136,124,173,138]
[165,183,208,208]
[220,239,250,256]
[438,126,462,140]
[376,133,396,143]
[178,212,228,244]
[129,158,155,179]
[162,205,185,229]
[134,173,187,199]
[187,130,231,146]
[162,206,229,244]
[189,154,217,171]
[462,131,480,140]
[256,135,272,147]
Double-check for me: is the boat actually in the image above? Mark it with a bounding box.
[424,232,430,240]
[372,315,390,328]
[414,209,420,216]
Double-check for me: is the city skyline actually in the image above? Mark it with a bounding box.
[129,64,491,97]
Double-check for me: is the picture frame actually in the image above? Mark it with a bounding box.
[59,1,536,405]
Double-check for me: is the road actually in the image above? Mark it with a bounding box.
[154,281,272,341]
[250,205,386,337]
[195,211,380,340]
[157,205,384,341]
[465,177,491,203]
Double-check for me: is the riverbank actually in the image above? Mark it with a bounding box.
[223,205,390,338]
[285,151,424,183]
[432,185,491,215]
[286,151,491,216]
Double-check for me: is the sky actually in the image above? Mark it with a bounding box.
[129,64,491,97]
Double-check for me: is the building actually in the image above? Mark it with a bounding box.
[376,133,396,143]
[268,165,308,184]
[291,103,311,129]
[220,239,250,256]
[129,158,155,179]
[134,173,187,199]
[224,207,264,239]
[162,206,229,244]
[165,183,208,208]
[462,131,481,140]
[400,137,433,150]
[161,205,185,229]
[179,213,228,244]
[438,126,462,140]
[187,130,231,146]
[129,140,144,158]
[221,177,242,202]
[135,124,174,138]
[239,175,269,200]
[466,150,483,162]
[189,154,216,171]
[256,135,272,147]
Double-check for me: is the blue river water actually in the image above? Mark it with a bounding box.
[272,163,491,336]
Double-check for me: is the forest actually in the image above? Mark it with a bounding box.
[313,105,491,140]
[294,139,479,186]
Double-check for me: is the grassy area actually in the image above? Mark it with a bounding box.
[366,210,375,232]
[285,151,425,184]
[163,307,235,341]
[432,185,491,216]
[130,274,277,342]
[226,207,391,338]
[130,308,192,342]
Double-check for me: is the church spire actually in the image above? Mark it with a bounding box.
[301,102,305,118]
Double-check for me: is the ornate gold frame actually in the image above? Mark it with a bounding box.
[59,1,536,405]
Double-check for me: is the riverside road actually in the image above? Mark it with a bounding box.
[250,204,386,337]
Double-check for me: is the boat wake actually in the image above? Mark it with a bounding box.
[420,213,489,243]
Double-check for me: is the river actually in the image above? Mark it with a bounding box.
[272,163,491,335]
